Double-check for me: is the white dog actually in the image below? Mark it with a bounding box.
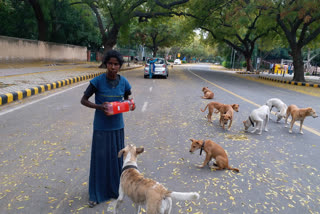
[114,144,200,214]
[266,98,287,122]
[243,105,270,135]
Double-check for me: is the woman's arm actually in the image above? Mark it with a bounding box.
[81,83,105,111]
[81,94,104,111]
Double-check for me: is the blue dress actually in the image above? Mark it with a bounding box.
[88,73,131,203]
[148,58,157,78]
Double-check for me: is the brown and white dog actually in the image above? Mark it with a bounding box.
[115,144,200,214]
[285,105,318,134]
[201,87,214,99]
[189,139,239,172]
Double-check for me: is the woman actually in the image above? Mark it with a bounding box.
[148,57,158,79]
[81,50,134,207]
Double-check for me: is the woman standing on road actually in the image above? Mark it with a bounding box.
[80,50,134,207]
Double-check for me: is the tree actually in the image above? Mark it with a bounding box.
[186,0,275,72]
[71,0,190,67]
[28,0,50,41]
[0,0,38,39]
[269,0,320,82]
[138,17,193,57]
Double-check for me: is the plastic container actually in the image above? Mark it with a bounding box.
[103,99,135,115]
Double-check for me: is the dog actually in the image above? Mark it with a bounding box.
[115,144,200,214]
[266,98,288,122]
[200,101,225,122]
[201,103,239,124]
[201,87,214,99]
[243,105,270,134]
[217,104,239,130]
[219,105,236,130]
[284,105,318,134]
[189,139,239,172]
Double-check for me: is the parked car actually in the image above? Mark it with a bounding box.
[174,59,182,65]
[144,58,169,79]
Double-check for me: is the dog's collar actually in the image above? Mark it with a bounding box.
[200,140,205,156]
[122,165,138,174]
[248,116,254,127]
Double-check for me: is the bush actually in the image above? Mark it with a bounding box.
[306,72,310,76]
[222,61,231,68]
[182,60,187,63]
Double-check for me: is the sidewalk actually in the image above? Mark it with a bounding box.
[0,62,143,106]
[258,72,320,86]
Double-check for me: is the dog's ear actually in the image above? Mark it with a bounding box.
[118,149,125,158]
[190,138,195,142]
[136,147,144,155]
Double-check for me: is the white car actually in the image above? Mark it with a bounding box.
[174,59,182,65]
[144,58,169,79]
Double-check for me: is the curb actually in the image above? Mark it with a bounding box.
[0,65,143,106]
[0,72,104,106]
[236,71,259,74]
[258,76,320,88]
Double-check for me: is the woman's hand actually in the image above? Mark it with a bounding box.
[101,102,113,116]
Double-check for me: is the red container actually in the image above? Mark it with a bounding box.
[104,99,135,115]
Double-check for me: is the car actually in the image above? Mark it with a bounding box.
[144,58,169,79]
[174,59,182,65]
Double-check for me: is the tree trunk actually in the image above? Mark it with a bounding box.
[28,0,47,41]
[153,47,158,57]
[98,26,120,68]
[245,56,253,72]
[291,48,306,82]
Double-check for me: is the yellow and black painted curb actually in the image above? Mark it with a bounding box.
[236,71,259,74]
[0,72,104,106]
[259,76,320,88]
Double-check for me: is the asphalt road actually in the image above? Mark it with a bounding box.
[0,64,319,214]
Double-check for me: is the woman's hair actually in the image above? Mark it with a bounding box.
[103,50,124,67]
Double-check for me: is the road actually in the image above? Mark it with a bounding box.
[1,64,319,214]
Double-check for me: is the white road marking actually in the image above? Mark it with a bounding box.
[0,82,88,116]
[141,102,148,112]
[149,87,153,92]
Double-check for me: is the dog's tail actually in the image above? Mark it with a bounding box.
[169,192,200,201]
[201,104,208,112]
[227,166,240,173]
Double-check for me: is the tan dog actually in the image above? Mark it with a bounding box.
[202,87,214,99]
[189,139,239,172]
[285,105,318,134]
[201,101,225,122]
[217,104,239,130]
[219,104,239,130]
[115,144,200,214]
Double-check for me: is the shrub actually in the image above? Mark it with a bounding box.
[182,60,187,63]
[222,61,231,68]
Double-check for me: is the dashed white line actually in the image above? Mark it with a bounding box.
[141,102,148,112]
[149,87,153,92]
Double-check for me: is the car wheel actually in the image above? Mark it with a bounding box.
[144,75,148,78]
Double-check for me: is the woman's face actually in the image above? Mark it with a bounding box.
[106,57,120,75]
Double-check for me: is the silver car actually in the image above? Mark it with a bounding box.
[144,58,169,79]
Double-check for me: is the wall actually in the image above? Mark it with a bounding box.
[0,36,87,62]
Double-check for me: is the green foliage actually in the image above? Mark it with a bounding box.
[0,0,37,39]
[0,0,101,48]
